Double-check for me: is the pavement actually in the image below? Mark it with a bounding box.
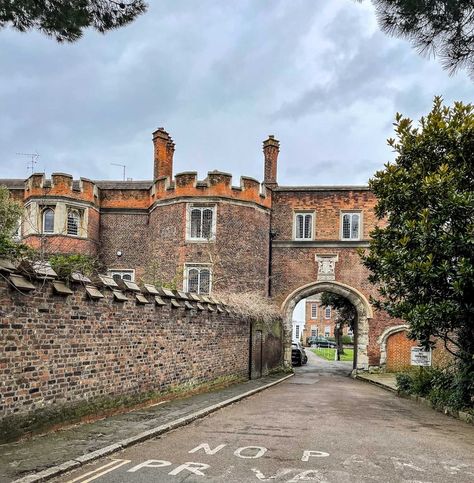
[47,351,474,482]
[3,353,474,483]
[355,372,398,392]
[0,373,291,483]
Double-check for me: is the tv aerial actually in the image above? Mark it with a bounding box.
[17,152,40,175]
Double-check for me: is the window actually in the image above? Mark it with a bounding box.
[324,326,331,337]
[325,306,331,319]
[295,325,300,340]
[12,218,22,241]
[311,326,317,337]
[108,270,135,282]
[341,212,361,240]
[294,212,313,240]
[310,303,318,319]
[42,208,55,234]
[187,205,216,241]
[185,265,211,294]
[67,209,81,236]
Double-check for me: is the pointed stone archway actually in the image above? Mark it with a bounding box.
[281,280,373,371]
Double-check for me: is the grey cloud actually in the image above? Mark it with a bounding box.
[0,0,472,185]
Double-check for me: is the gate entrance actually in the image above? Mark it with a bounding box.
[281,281,373,371]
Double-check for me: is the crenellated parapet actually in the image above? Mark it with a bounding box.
[24,172,98,205]
[151,170,271,209]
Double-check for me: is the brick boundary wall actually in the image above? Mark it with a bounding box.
[0,275,282,440]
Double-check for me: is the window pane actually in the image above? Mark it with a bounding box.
[188,268,199,293]
[190,209,202,238]
[304,214,312,239]
[112,274,122,282]
[296,214,303,239]
[67,211,80,235]
[202,209,213,239]
[325,306,331,318]
[311,303,317,319]
[199,269,210,295]
[351,214,360,239]
[122,274,132,281]
[43,209,54,233]
[342,214,351,239]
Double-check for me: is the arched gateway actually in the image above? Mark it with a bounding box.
[281,281,373,370]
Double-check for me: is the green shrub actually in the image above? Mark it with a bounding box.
[396,367,472,412]
[396,372,413,394]
[49,254,101,281]
[341,335,354,345]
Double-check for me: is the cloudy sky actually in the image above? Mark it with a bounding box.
[0,0,472,186]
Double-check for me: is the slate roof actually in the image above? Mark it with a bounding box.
[93,180,153,190]
[0,179,25,189]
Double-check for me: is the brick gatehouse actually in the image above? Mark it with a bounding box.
[2,128,409,370]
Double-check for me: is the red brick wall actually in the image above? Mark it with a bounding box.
[0,277,256,422]
[270,189,397,366]
[386,330,418,372]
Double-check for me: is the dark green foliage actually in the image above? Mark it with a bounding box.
[359,1,474,77]
[362,97,474,407]
[0,186,31,262]
[320,292,357,331]
[0,1,147,42]
[0,234,32,261]
[396,367,472,412]
[49,253,102,281]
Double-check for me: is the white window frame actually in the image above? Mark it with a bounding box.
[340,211,362,241]
[186,204,217,242]
[310,303,318,319]
[295,325,300,340]
[66,208,81,236]
[294,211,314,240]
[42,207,55,234]
[324,326,331,337]
[311,326,317,337]
[108,269,136,282]
[325,306,331,319]
[183,264,212,295]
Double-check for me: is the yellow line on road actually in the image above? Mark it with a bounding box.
[66,459,131,483]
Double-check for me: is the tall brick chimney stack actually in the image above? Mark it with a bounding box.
[263,135,279,187]
[153,127,174,180]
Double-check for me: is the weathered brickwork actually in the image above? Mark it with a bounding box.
[0,129,409,370]
[0,277,258,422]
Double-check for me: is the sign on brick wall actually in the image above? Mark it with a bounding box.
[410,347,432,366]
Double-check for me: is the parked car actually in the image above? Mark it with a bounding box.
[292,341,308,366]
[306,336,337,348]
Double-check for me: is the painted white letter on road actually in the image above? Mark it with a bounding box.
[168,462,210,476]
[189,443,227,455]
[128,460,172,472]
[301,451,330,461]
[234,446,268,459]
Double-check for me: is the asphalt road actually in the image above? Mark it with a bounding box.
[54,351,474,483]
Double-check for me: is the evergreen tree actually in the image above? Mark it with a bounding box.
[362,97,474,405]
[358,1,474,78]
[0,1,147,42]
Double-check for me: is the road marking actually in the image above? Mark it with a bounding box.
[234,446,268,459]
[128,460,172,472]
[168,462,210,476]
[301,451,329,461]
[189,443,227,455]
[66,459,131,483]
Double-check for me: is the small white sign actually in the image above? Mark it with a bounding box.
[410,347,432,366]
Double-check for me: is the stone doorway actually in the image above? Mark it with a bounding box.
[281,280,373,371]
